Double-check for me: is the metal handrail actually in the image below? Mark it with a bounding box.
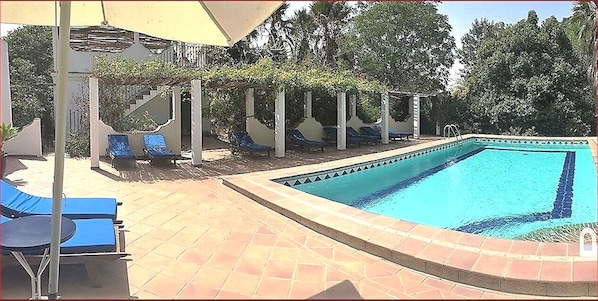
[443,124,462,141]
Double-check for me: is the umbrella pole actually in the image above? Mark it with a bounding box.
[48,1,71,300]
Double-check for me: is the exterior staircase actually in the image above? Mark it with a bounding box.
[124,85,168,116]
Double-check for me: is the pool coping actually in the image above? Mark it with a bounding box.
[222,134,598,297]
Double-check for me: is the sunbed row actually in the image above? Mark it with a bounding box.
[229,126,413,156]
[107,133,177,167]
[1,180,127,287]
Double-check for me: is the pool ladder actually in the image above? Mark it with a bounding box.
[443,124,462,142]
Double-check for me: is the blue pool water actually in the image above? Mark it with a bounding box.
[285,139,597,238]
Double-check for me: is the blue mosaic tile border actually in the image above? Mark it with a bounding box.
[275,137,588,188]
[474,137,588,145]
[275,139,468,187]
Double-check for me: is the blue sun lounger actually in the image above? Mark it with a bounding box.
[230,130,274,157]
[376,125,413,141]
[107,134,136,167]
[1,180,119,221]
[361,126,403,141]
[323,127,364,147]
[1,215,128,287]
[347,127,380,145]
[143,134,177,165]
[286,129,325,152]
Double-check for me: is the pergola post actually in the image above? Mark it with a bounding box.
[349,94,357,118]
[191,80,202,166]
[172,86,182,154]
[413,94,420,139]
[381,92,389,144]
[337,91,347,150]
[246,88,255,128]
[275,87,285,157]
[89,77,99,168]
[304,91,312,118]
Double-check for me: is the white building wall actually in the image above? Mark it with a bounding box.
[2,39,12,125]
[3,118,42,157]
[129,94,171,125]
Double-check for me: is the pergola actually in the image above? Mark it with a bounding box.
[87,59,419,168]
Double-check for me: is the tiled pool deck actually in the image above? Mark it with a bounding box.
[1,135,596,299]
[222,134,598,297]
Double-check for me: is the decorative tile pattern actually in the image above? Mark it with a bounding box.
[276,140,469,187]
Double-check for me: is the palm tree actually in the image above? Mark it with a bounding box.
[308,1,352,67]
[570,1,596,82]
[288,8,315,63]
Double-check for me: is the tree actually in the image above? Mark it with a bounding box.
[569,1,596,82]
[4,25,55,146]
[309,1,353,67]
[288,8,316,63]
[341,2,456,92]
[458,18,506,76]
[460,11,594,136]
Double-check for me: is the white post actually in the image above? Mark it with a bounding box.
[172,86,182,155]
[48,2,71,299]
[381,93,389,144]
[413,94,420,139]
[191,80,202,166]
[133,32,140,44]
[337,91,346,150]
[245,88,254,130]
[89,78,99,168]
[305,91,312,118]
[350,94,357,118]
[1,40,12,125]
[275,87,285,157]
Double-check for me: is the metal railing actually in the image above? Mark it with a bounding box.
[154,42,206,69]
[443,124,462,141]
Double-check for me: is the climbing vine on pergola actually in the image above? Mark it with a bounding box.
[91,55,387,95]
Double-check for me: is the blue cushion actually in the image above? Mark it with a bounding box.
[1,217,116,254]
[108,135,135,158]
[1,181,117,220]
[232,131,273,152]
[144,134,176,157]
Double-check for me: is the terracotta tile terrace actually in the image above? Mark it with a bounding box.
[1,135,596,299]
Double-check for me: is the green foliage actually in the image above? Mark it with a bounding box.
[1,123,19,142]
[341,2,456,92]
[92,56,386,95]
[458,18,506,76]
[458,11,594,136]
[4,26,55,146]
[65,131,90,158]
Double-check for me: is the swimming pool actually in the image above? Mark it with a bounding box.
[277,138,597,239]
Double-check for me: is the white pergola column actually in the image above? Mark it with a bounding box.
[89,77,99,168]
[413,94,421,139]
[275,87,286,157]
[381,93,390,144]
[349,94,357,118]
[337,91,347,150]
[304,91,312,118]
[172,86,182,154]
[246,88,255,116]
[191,80,202,166]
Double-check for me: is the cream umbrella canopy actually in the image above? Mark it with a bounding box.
[1,1,281,299]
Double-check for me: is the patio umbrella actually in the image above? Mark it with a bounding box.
[0,1,281,299]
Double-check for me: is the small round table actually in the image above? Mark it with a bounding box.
[1,215,76,299]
